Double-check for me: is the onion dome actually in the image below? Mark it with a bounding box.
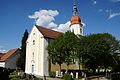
[70,15,83,26]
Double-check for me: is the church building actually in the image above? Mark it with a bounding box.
[25,0,83,77]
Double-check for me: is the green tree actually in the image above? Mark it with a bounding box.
[75,37,86,70]
[47,31,79,74]
[17,29,28,71]
[78,33,120,72]
[47,34,65,75]
[62,32,79,71]
[113,55,120,72]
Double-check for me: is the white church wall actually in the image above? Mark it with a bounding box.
[37,32,44,76]
[71,24,83,36]
[25,26,45,77]
[43,38,49,76]
[25,41,30,74]
[25,26,34,74]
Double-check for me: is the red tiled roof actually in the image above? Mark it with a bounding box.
[36,25,63,39]
[0,48,18,62]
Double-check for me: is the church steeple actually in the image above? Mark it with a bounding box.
[70,0,83,36]
[73,0,78,15]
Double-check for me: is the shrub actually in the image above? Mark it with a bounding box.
[9,74,21,80]
[10,77,20,80]
[49,71,56,78]
[63,73,72,80]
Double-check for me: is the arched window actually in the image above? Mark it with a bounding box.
[32,64,34,74]
[33,40,35,45]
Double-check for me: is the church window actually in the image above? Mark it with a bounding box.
[32,52,34,59]
[32,64,34,74]
[33,33,35,35]
[33,40,35,45]
[80,28,82,34]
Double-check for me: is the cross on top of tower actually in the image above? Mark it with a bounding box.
[73,0,78,15]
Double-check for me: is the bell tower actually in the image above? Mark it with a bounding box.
[70,0,83,36]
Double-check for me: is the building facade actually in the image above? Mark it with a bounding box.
[25,26,62,77]
[25,0,83,77]
[0,48,20,69]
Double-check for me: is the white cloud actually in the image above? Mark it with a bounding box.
[53,21,85,32]
[0,45,7,53]
[82,22,86,27]
[110,0,120,2]
[52,21,71,32]
[29,9,59,29]
[108,12,120,19]
[97,8,120,20]
[105,9,120,20]
[98,9,103,12]
[29,9,71,33]
[29,9,85,33]
[47,22,58,29]
[0,49,7,53]
[105,9,111,13]
[93,0,97,4]
[92,0,97,5]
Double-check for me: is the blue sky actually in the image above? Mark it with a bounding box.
[0,0,120,52]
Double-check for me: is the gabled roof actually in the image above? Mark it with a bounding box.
[35,25,63,39]
[0,48,19,62]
